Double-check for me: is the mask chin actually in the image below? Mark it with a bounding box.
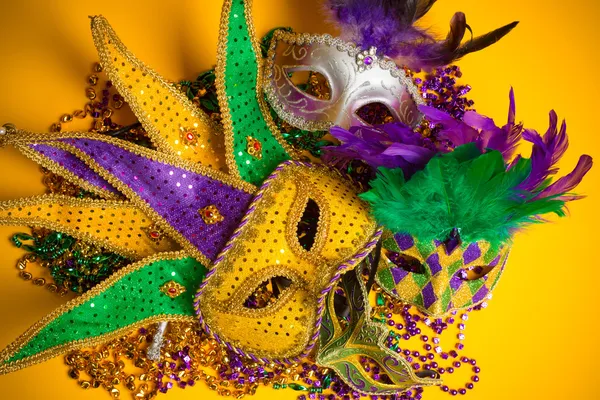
[263,30,423,132]
[376,231,510,317]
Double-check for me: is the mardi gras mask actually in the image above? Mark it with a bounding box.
[196,162,379,360]
[375,232,509,317]
[264,30,423,131]
[317,264,439,395]
[0,0,592,399]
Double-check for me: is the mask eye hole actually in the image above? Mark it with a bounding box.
[297,198,320,251]
[458,265,495,281]
[355,102,397,125]
[332,284,351,327]
[385,250,425,274]
[243,276,293,309]
[284,69,331,100]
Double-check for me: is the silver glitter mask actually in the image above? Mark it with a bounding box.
[263,30,423,131]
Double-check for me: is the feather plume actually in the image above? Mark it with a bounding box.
[360,144,570,247]
[518,111,570,193]
[324,0,518,70]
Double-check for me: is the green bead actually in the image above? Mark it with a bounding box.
[287,384,307,391]
[376,293,385,306]
[323,374,332,389]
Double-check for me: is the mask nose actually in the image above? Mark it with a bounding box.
[425,275,452,316]
[421,255,451,316]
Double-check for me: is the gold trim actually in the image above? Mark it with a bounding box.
[6,130,256,193]
[0,194,178,259]
[0,251,194,375]
[284,178,329,265]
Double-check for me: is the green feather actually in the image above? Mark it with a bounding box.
[360,144,568,247]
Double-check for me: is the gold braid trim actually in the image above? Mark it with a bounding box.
[0,251,194,375]
[4,130,256,193]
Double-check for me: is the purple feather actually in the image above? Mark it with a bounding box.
[324,0,518,70]
[464,88,523,160]
[534,155,593,201]
[518,110,569,193]
[323,122,437,177]
[420,89,523,160]
[419,105,478,146]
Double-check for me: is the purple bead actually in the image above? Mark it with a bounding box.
[450,390,458,396]
[459,389,467,395]
[473,367,481,373]
[441,386,449,392]
[364,56,373,66]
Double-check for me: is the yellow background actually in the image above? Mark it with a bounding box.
[0,0,598,399]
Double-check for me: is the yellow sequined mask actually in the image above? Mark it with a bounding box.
[195,162,379,360]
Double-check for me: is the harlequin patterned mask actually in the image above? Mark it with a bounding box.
[375,232,509,317]
[263,30,423,131]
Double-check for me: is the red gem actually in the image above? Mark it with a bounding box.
[149,231,160,239]
[186,133,195,141]
[253,141,261,151]
[168,288,177,294]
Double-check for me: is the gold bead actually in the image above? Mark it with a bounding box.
[33,278,46,286]
[88,74,99,86]
[110,388,120,398]
[86,88,97,100]
[16,260,26,270]
[73,109,86,119]
[50,122,62,133]
[93,62,103,73]
[80,381,91,389]
[20,271,32,281]
[61,114,73,123]
[114,99,124,109]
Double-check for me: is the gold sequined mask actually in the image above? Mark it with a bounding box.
[195,162,379,360]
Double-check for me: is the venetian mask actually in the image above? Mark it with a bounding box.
[376,232,509,317]
[263,30,423,131]
[196,162,379,360]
